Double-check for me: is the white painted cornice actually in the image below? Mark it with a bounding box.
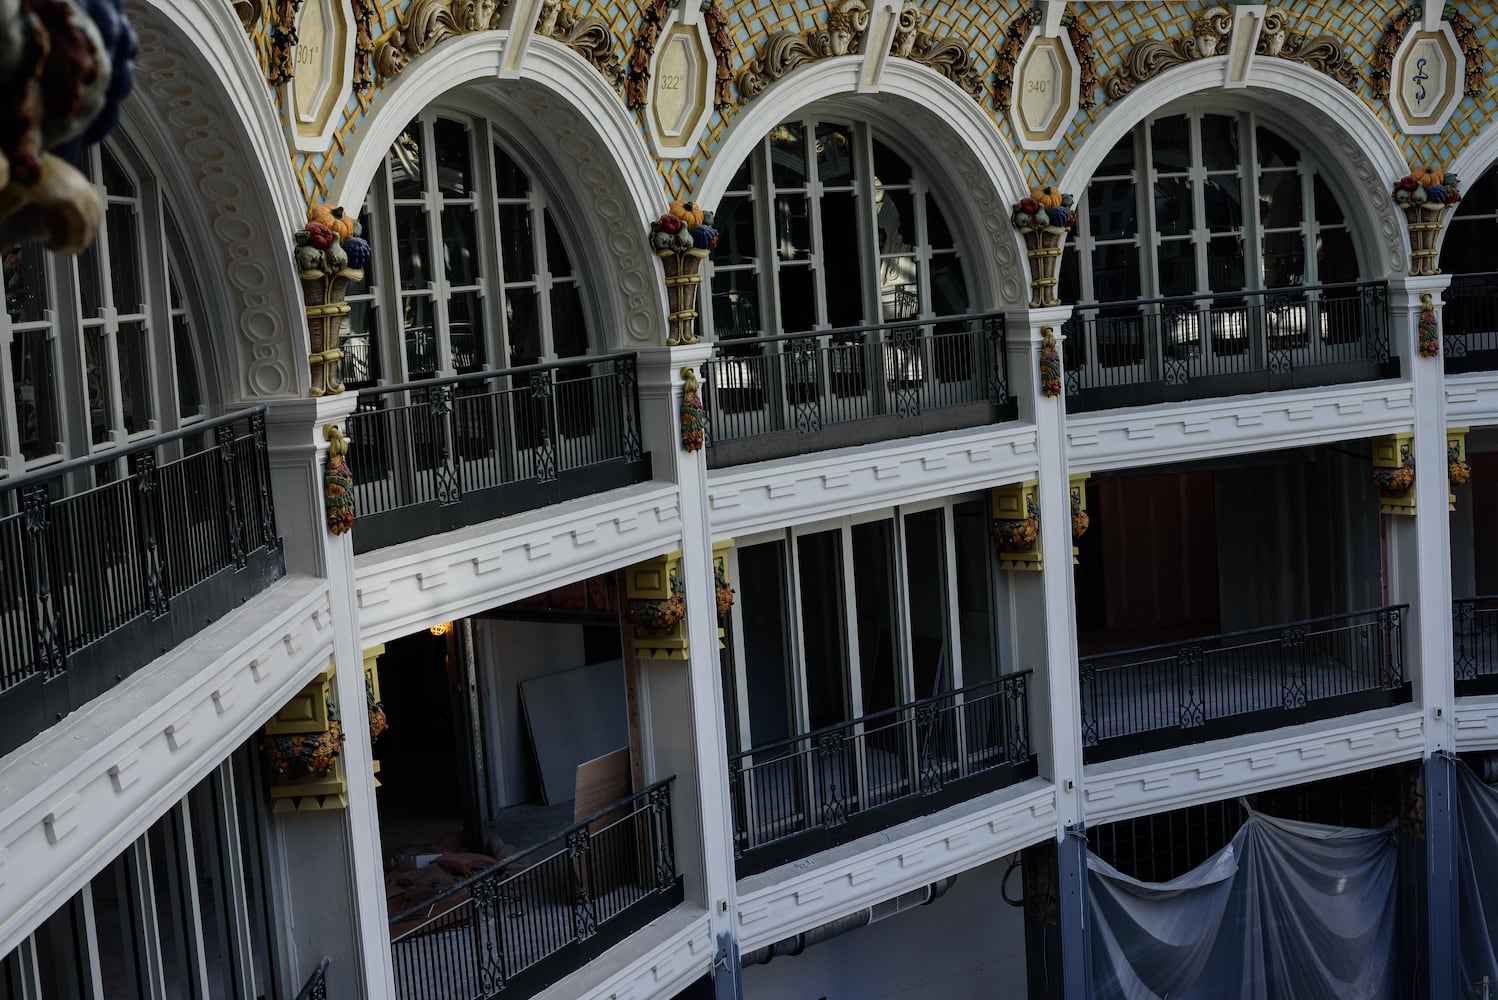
[354,482,684,645]
[0,576,336,956]
[532,905,713,1000]
[706,422,1040,538]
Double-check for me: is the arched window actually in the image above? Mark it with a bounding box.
[1443,169,1498,272]
[708,117,970,339]
[1064,110,1360,303]
[345,111,595,386]
[1,142,207,475]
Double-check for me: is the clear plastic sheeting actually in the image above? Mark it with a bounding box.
[1457,760,1498,990]
[1088,810,1398,999]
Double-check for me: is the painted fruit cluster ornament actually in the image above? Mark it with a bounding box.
[1012,184,1075,307]
[650,201,719,346]
[294,205,369,396]
[0,0,138,254]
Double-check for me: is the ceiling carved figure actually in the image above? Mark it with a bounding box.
[1256,8,1360,91]
[1104,5,1233,100]
[372,0,509,80]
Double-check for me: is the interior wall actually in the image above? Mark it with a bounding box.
[740,855,1025,999]
[472,620,586,810]
[1472,450,1498,594]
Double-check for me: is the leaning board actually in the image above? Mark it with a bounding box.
[519,658,628,805]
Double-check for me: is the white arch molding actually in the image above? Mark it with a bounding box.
[1059,57,1411,281]
[694,57,1033,310]
[126,0,310,399]
[331,34,670,348]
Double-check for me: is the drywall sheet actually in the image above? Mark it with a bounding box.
[519,658,627,805]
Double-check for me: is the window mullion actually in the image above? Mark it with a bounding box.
[805,120,829,330]
[476,133,505,372]
[374,163,413,383]
[754,140,781,335]
[423,118,454,376]
[1242,111,1267,291]
[1136,125,1161,298]
[1299,151,1320,285]
[1188,112,1209,297]
[141,181,178,438]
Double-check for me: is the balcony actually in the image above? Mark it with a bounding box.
[1062,280,1395,412]
[1443,272,1498,374]
[390,777,682,1000]
[701,313,1016,467]
[0,408,284,757]
[347,354,650,553]
[1079,606,1410,763]
[1454,596,1498,696]
[727,672,1036,877]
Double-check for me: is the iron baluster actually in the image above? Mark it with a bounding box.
[566,826,598,941]
[131,452,168,616]
[1009,672,1031,760]
[21,485,64,681]
[616,355,642,461]
[467,871,509,992]
[292,958,330,1000]
[985,315,1010,405]
[1279,626,1308,709]
[889,325,921,419]
[915,701,943,794]
[1079,660,1099,747]
[529,370,558,483]
[426,384,461,504]
[1383,607,1405,687]
[1455,599,1479,681]
[215,424,246,568]
[249,409,277,551]
[1177,645,1206,729]
[1364,281,1391,364]
[789,337,822,433]
[727,758,748,859]
[815,731,848,828]
[648,781,675,889]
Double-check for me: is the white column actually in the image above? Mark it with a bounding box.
[263,395,395,998]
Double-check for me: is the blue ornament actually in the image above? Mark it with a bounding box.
[343,236,372,271]
[1427,184,1448,204]
[1047,206,1071,227]
[690,225,716,250]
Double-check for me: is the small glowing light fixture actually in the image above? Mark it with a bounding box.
[429,621,451,637]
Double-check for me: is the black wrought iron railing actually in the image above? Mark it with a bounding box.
[0,408,284,757]
[1079,606,1410,762]
[1454,596,1498,696]
[727,671,1036,877]
[390,777,681,1000]
[347,354,649,553]
[701,313,1015,466]
[1442,272,1498,373]
[1062,280,1395,411]
[294,957,330,1000]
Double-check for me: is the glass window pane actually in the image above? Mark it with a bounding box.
[388,126,424,199]
[953,499,994,683]
[1199,115,1240,171]
[550,281,587,358]
[852,519,900,715]
[770,123,807,189]
[1263,231,1305,288]
[432,118,472,198]
[188,783,236,1000]
[440,205,478,285]
[821,191,864,327]
[1153,176,1193,236]
[1317,227,1358,284]
[1089,178,1139,238]
[1150,115,1190,173]
[1093,243,1140,302]
[711,269,761,339]
[872,137,913,186]
[12,328,60,460]
[92,852,150,999]
[77,243,104,317]
[929,252,968,316]
[903,508,950,697]
[394,206,431,290]
[879,257,918,321]
[739,541,795,746]
[492,142,530,200]
[715,193,756,268]
[173,311,204,415]
[797,529,848,729]
[816,122,855,185]
[1202,175,1243,232]
[401,295,437,373]
[85,327,114,444]
[101,146,136,198]
[341,299,379,388]
[875,186,914,254]
[1157,239,1195,297]
[1207,235,1245,292]
[774,194,812,262]
[504,287,540,366]
[117,320,153,434]
[1257,126,1298,171]
[148,814,195,1000]
[497,204,535,280]
[4,244,50,323]
[777,264,816,333]
[447,291,485,370]
[1258,170,1303,229]
[1313,174,1346,227]
[107,203,144,313]
[926,194,955,250]
[543,211,573,278]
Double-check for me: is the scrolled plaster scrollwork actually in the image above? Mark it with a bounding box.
[890,0,984,102]
[1258,8,1360,92]
[736,0,869,100]
[373,0,508,80]
[1105,5,1232,100]
[535,0,625,91]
